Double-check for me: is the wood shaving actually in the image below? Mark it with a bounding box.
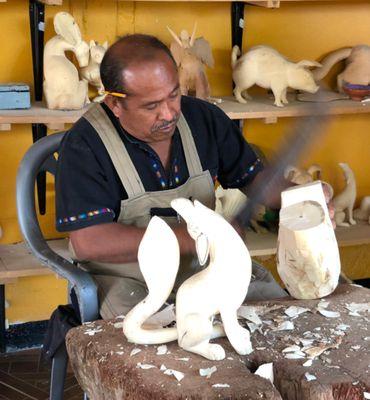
[303,359,313,367]
[255,363,274,384]
[284,306,310,318]
[212,384,230,388]
[130,348,142,357]
[237,306,263,325]
[282,345,301,353]
[199,366,217,378]
[285,352,305,359]
[156,345,168,355]
[137,363,156,369]
[305,372,317,381]
[163,368,184,382]
[318,309,340,318]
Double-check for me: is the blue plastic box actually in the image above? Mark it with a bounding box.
[0,83,31,110]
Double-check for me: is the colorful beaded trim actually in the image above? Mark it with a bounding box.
[58,207,114,225]
[233,159,261,185]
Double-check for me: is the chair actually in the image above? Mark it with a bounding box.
[16,132,99,400]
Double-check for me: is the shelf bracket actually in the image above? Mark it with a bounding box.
[248,1,280,8]
[29,0,47,215]
[231,2,245,131]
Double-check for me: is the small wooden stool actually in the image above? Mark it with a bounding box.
[66,284,370,400]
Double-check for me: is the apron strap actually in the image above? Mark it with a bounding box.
[83,104,146,197]
[177,113,204,177]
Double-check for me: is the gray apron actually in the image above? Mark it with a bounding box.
[74,104,287,319]
[79,104,215,319]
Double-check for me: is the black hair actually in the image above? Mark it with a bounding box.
[100,34,177,95]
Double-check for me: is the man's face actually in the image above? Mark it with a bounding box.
[109,55,181,143]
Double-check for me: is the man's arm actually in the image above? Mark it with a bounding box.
[240,170,292,210]
[70,222,195,263]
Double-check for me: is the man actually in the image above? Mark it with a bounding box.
[56,34,288,320]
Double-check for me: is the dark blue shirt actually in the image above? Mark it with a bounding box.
[55,96,263,232]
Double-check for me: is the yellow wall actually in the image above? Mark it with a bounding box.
[0,0,369,323]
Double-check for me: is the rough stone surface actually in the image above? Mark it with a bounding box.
[66,284,370,399]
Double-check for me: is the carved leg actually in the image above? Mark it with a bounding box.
[271,83,285,107]
[178,313,225,360]
[335,210,349,227]
[347,204,357,225]
[234,86,247,104]
[220,308,253,355]
[241,90,252,100]
[281,88,289,104]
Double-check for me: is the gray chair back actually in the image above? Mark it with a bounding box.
[16,132,98,323]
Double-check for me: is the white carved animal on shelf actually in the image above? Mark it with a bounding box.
[43,12,90,110]
[313,45,370,93]
[167,24,214,100]
[123,198,253,360]
[354,196,370,224]
[80,40,108,103]
[215,186,267,234]
[333,163,357,227]
[231,45,321,107]
[277,181,341,299]
[284,164,322,185]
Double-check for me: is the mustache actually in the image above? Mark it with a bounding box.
[152,115,179,132]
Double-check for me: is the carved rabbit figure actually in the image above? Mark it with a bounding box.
[231,45,321,107]
[333,163,357,227]
[80,40,108,103]
[123,198,253,361]
[167,24,214,100]
[43,12,90,110]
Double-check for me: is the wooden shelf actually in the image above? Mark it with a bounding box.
[0,239,69,284]
[0,223,368,283]
[246,222,370,257]
[0,102,91,130]
[1,96,369,130]
[218,96,370,121]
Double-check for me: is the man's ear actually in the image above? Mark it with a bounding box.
[104,96,123,118]
[196,233,210,266]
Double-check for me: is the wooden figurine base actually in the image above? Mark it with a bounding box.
[66,284,370,399]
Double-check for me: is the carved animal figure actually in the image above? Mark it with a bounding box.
[80,40,108,103]
[231,45,321,107]
[43,12,90,110]
[123,198,253,360]
[284,164,322,185]
[333,163,357,227]
[313,45,370,92]
[215,186,268,234]
[167,24,214,100]
[354,196,370,224]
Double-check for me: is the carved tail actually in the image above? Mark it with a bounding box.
[123,217,179,344]
[313,47,352,81]
[231,45,241,69]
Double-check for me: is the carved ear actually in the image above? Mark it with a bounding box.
[296,60,322,69]
[89,40,96,49]
[103,41,109,50]
[196,233,209,266]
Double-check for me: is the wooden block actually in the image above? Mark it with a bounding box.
[66,284,370,400]
[0,123,11,131]
[40,0,63,4]
[264,116,278,124]
[46,122,65,131]
[248,0,280,8]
